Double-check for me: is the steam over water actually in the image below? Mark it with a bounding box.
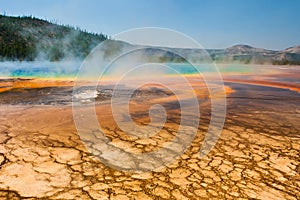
[0,61,80,78]
[0,61,261,78]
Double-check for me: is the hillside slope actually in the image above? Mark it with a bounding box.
[0,15,107,61]
[0,15,300,65]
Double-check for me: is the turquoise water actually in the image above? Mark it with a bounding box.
[0,62,253,78]
[166,63,253,74]
[0,61,79,78]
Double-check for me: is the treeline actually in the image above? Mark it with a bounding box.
[0,15,108,61]
[271,59,300,65]
[212,54,300,65]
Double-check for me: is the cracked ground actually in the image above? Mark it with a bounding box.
[0,73,299,199]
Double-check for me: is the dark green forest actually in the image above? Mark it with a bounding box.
[0,14,107,61]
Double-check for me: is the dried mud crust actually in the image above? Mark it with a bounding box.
[0,83,299,199]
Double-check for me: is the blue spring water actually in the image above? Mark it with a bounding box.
[0,62,253,78]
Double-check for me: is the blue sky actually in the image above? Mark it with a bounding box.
[1,0,299,50]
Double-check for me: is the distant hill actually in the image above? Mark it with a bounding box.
[0,14,107,61]
[142,44,300,65]
[218,45,300,64]
[0,15,300,65]
[281,46,300,54]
